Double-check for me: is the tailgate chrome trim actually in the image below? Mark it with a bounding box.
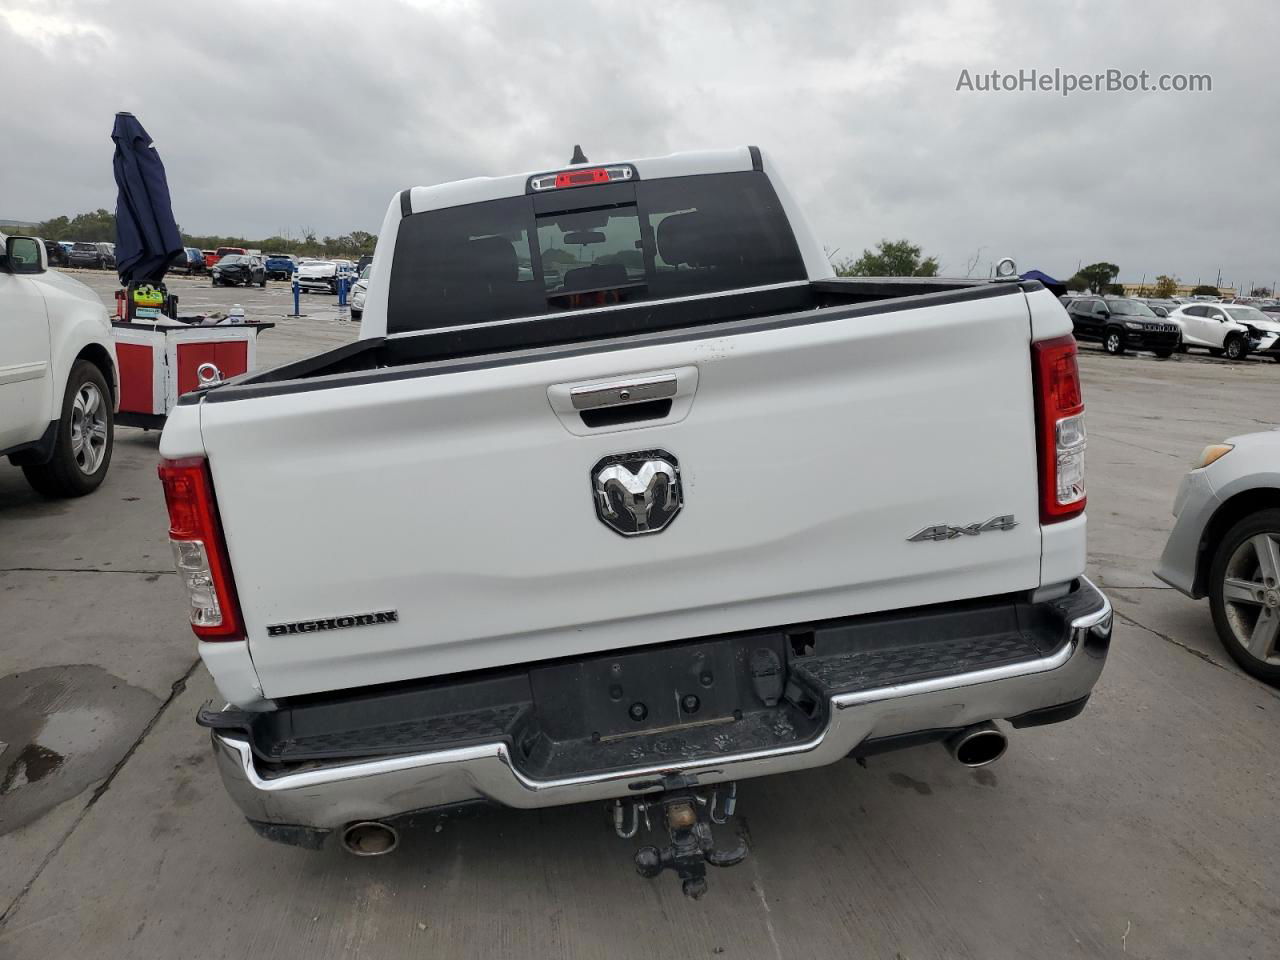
[570,374,678,410]
[212,579,1111,831]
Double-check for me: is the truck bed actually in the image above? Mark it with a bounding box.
[180,277,1016,405]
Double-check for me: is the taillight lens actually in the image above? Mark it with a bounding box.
[528,165,635,191]
[1032,336,1087,523]
[158,457,244,641]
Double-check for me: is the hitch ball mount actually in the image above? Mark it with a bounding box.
[612,779,748,899]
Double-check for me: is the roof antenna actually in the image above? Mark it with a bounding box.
[570,144,588,165]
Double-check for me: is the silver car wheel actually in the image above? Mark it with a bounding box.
[70,381,109,475]
[1105,332,1121,353]
[1221,533,1280,664]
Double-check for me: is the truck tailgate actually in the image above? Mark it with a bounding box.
[200,289,1043,698]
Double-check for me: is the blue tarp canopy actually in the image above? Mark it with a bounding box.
[112,112,183,286]
[1020,269,1067,296]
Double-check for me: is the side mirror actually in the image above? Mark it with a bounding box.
[5,236,47,274]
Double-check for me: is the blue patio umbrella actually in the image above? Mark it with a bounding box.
[1020,268,1067,298]
[111,112,183,287]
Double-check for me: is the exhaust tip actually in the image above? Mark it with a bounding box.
[947,722,1008,767]
[341,821,399,857]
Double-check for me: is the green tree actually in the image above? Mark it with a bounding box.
[1190,284,1219,297]
[1152,275,1178,299]
[1250,286,1271,298]
[836,239,939,278]
[1076,262,1120,294]
[35,208,380,259]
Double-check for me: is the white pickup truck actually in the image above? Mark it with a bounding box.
[160,147,1111,896]
[1,233,117,497]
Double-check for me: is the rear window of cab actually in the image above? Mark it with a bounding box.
[386,171,806,335]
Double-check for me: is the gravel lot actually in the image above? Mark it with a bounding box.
[2,273,1278,958]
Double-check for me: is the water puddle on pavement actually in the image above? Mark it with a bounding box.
[0,665,160,834]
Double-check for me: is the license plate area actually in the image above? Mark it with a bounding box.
[527,631,788,741]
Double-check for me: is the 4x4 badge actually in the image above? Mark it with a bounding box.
[907,515,1018,542]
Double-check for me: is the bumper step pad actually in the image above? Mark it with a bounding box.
[198,702,528,763]
[790,633,1042,698]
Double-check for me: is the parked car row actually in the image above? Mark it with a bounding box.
[1063,295,1280,363]
[47,238,368,296]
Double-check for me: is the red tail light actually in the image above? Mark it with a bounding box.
[158,457,244,641]
[1031,336,1087,524]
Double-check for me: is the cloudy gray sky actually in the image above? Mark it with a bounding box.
[5,0,1278,290]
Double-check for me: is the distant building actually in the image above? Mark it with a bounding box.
[1120,282,1239,299]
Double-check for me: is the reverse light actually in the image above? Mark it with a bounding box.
[1032,335,1087,523]
[1196,443,1234,468]
[158,457,244,641]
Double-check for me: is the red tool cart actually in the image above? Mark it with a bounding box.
[111,285,274,429]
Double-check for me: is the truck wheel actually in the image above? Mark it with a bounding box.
[1103,329,1125,355]
[22,360,114,498]
[1208,509,1280,682]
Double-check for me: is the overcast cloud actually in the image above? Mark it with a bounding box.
[4,0,1278,289]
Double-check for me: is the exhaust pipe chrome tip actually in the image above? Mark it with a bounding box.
[946,721,1008,768]
[341,821,399,857]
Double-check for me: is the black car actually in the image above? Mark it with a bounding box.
[1066,296,1181,357]
[43,239,68,267]
[211,254,266,287]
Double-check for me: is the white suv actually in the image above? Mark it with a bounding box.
[0,234,118,496]
[1170,302,1280,361]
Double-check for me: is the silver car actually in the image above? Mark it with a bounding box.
[350,264,369,321]
[1155,430,1280,682]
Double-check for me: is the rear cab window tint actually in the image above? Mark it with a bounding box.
[386,171,806,335]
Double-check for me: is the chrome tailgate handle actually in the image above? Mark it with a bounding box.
[548,366,699,436]
[570,375,677,411]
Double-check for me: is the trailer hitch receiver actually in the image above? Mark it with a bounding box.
[616,780,747,899]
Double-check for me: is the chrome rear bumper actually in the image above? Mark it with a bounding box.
[212,579,1111,833]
